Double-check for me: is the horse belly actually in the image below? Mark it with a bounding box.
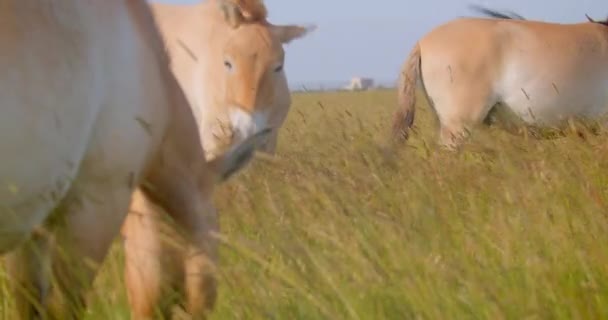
[499,57,608,125]
[500,81,608,125]
[0,29,107,252]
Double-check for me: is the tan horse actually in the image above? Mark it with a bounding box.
[120,1,314,318]
[0,1,268,318]
[149,0,315,160]
[392,7,608,149]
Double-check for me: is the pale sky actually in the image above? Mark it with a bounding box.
[152,0,606,88]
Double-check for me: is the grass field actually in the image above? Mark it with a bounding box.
[3,89,608,319]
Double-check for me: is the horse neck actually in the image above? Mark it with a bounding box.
[164,74,206,169]
[140,77,209,218]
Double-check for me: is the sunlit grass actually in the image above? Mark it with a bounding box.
[3,89,608,319]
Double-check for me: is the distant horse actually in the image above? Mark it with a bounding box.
[0,1,268,318]
[392,5,608,149]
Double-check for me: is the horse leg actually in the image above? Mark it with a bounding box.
[122,179,219,319]
[39,178,134,319]
[123,200,218,320]
[4,229,52,320]
[179,197,219,319]
[124,126,271,318]
[122,188,180,320]
[434,90,496,150]
[438,121,471,150]
[147,183,220,318]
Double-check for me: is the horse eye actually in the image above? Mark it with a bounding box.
[224,60,232,70]
[274,65,283,73]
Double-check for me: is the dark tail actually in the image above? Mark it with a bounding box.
[468,4,526,20]
[392,42,421,141]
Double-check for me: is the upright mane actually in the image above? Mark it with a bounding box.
[217,0,268,28]
[239,0,267,22]
[585,14,608,26]
[469,4,608,27]
[468,4,525,20]
[222,0,267,22]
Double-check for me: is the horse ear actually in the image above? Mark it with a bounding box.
[218,0,244,28]
[271,24,317,44]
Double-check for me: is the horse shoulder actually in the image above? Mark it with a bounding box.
[87,3,172,175]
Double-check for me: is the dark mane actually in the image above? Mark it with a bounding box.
[468,4,526,20]
[468,4,608,27]
[585,14,608,26]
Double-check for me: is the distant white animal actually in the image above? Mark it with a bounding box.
[344,77,375,91]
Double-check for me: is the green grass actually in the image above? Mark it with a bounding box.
[3,89,608,319]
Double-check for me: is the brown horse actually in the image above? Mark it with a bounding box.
[0,1,268,318]
[393,6,608,149]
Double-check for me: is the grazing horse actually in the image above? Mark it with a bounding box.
[148,0,315,160]
[0,1,268,318]
[392,6,608,149]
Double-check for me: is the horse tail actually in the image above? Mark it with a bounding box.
[392,42,421,141]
